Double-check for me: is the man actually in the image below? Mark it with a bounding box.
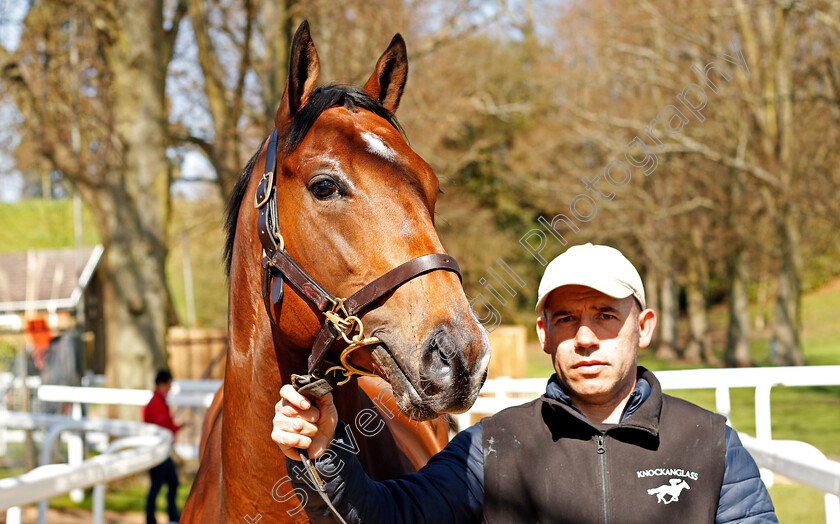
[272,243,778,523]
[143,369,182,524]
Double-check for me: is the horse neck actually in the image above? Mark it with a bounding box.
[223,245,367,454]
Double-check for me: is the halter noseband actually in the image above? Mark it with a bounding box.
[254,129,462,397]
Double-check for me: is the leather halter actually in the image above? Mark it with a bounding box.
[254,129,462,394]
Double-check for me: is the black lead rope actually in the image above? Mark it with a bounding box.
[294,386,349,524]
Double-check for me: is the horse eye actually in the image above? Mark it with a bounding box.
[309,179,340,200]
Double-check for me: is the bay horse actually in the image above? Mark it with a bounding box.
[182,22,491,522]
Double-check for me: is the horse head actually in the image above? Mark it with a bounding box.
[254,22,491,420]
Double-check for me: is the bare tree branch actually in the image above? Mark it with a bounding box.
[565,104,784,189]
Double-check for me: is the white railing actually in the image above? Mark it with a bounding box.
[0,411,172,524]
[0,380,222,521]
[37,382,220,409]
[35,382,219,463]
[459,366,840,523]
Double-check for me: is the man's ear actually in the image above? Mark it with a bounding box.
[275,20,321,131]
[362,34,408,113]
[536,315,550,355]
[637,308,657,349]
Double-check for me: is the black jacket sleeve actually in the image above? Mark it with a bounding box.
[286,420,485,523]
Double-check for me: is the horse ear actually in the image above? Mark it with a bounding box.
[275,20,321,130]
[363,34,408,113]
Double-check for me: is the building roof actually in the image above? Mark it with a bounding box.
[0,245,104,313]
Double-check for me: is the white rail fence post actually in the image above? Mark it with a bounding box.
[69,401,84,503]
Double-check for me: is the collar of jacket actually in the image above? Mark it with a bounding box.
[542,366,663,438]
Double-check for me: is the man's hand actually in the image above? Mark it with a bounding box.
[271,384,338,461]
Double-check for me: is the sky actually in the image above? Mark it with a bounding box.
[0,0,26,202]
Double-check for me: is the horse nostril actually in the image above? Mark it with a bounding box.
[432,335,450,365]
[431,330,460,367]
[414,327,467,397]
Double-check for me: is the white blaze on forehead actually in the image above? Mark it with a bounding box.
[360,131,397,162]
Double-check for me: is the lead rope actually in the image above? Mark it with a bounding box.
[298,447,349,523]
[292,300,381,524]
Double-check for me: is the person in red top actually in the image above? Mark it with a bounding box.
[142,369,181,524]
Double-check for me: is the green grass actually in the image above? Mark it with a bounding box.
[767,484,831,523]
[165,197,228,328]
[48,474,194,514]
[801,284,840,365]
[0,199,99,251]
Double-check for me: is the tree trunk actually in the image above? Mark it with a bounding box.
[726,249,752,367]
[96,0,174,399]
[655,273,679,360]
[257,0,298,124]
[772,206,805,365]
[684,253,714,364]
[754,276,770,330]
[644,267,660,314]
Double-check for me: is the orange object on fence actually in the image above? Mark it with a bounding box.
[26,318,54,369]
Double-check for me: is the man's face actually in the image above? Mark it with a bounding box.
[536,285,656,414]
[159,380,172,396]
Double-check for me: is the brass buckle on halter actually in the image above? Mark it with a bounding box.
[254,170,275,209]
[322,299,379,382]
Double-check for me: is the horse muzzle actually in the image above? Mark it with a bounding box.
[371,321,491,420]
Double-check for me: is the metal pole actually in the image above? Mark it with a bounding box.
[92,483,105,524]
[825,494,840,524]
[714,386,732,424]
[69,402,83,502]
[755,383,775,487]
[182,228,196,327]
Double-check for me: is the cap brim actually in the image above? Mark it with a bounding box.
[535,280,635,313]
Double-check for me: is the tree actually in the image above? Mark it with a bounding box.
[0,0,187,395]
[528,0,840,366]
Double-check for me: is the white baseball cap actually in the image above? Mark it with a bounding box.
[535,243,646,313]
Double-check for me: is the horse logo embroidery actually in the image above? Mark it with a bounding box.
[647,478,691,504]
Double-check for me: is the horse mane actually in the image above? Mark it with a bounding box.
[223,148,261,276]
[223,84,405,276]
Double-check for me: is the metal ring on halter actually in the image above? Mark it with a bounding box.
[318,365,353,386]
[333,315,379,372]
[339,344,378,380]
[320,302,381,383]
